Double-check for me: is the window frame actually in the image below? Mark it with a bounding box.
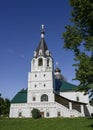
[46,112,50,117]
[38,58,43,66]
[41,94,48,102]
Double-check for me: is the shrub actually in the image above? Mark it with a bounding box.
[91,113,93,118]
[31,108,41,119]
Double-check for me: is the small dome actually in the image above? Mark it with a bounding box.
[54,67,61,73]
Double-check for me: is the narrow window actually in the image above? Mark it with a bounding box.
[33,97,36,101]
[38,58,43,66]
[35,84,37,87]
[33,59,35,66]
[57,111,61,117]
[19,112,22,117]
[76,96,79,102]
[46,112,49,117]
[47,59,49,67]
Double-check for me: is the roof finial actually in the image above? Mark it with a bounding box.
[56,62,59,67]
[42,24,44,30]
[41,24,45,38]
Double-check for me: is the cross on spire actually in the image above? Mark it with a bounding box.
[41,24,45,38]
[56,62,59,67]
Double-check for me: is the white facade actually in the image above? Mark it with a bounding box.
[60,92,89,103]
[9,25,93,118]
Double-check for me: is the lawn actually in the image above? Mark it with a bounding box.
[0,117,93,130]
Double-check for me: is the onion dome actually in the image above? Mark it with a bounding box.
[54,67,61,73]
[54,67,63,80]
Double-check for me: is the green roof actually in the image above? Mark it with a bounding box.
[11,80,76,103]
[55,79,77,92]
[11,89,27,103]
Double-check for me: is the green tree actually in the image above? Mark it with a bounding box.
[63,0,93,90]
[3,98,10,116]
[31,108,41,119]
[0,97,4,115]
[0,94,10,117]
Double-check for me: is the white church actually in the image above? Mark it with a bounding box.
[9,25,93,118]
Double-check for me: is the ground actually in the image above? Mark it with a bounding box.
[0,117,93,130]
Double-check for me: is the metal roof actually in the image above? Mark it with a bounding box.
[35,38,48,58]
[55,79,77,92]
[11,89,27,103]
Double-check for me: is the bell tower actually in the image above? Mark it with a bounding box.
[27,25,55,104]
[31,24,53,72]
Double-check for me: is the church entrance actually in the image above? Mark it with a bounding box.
[40,112,44,117]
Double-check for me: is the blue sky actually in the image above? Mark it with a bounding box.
[0,0,79,100]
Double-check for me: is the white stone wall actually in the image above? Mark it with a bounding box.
[31,57,53,72]
[10,101,86,118]
[87,104,93,116]
[60,92,89,103]
[27,90,55,103]
[28,71,53,90]
[27,65,54,103]
[9,103,29,118]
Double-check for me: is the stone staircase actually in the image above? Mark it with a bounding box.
[55,102,83,117]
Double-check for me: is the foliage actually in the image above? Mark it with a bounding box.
[0,117,93,130]
[90,99,93,106]
[31,108,41,119]
[0,94,10,117]
[62,0,93,91]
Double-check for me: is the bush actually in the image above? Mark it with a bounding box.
[91,113,93,118]
[0,96,10,117]
[31,108,41,119]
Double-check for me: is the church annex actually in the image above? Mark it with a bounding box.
[9,25,93,118]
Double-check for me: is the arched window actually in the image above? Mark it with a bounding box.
[41,94,48,102]
[46,50,50,56]
[38,58,43,66]
[33,97,36,101]
[39,50,42,55]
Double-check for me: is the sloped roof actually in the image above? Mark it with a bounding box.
[35,38,48,58]
[11,80,77,104]
[11,89,27,103]
[55,79,77,92]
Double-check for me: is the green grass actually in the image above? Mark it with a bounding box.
[0,117,93,130]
